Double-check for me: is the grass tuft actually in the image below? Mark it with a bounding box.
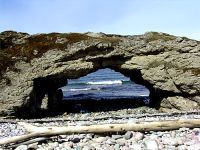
[144,32,176,43]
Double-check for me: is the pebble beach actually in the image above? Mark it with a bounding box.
[1,107,200,150]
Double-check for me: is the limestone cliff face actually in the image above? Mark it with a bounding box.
[0,31,200,117]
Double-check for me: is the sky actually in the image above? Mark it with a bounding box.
[0,0,200,40]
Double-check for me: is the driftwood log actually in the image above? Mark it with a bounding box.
[1,119,200,145]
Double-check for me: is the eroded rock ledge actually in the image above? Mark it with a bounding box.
[0,31,200,117]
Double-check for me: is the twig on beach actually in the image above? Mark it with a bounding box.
[0,118,200,145]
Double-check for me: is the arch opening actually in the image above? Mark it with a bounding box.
[59,68,150,113]
[16,67,159,118]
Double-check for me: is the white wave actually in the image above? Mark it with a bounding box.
[139,94,149,96]
[68,87,101,92]
[87,80,122,85]
[69,88,91,91]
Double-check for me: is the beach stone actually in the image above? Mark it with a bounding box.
[72,137,81,143]
[124,131,133,140]
[103,145,115,150]
[177,138,184,145]
[193,128,200,133]
[188,143,200,150]
[78,134,86,139]
[37,145,43,149]
[28,142,38,149]
[48,142,55,147]
[55,147,61,150]
[90,142,101,148]
[52,142,59,148]
[78,142,87,147]
[121,146,130,150]
[59,143,64,148]
[129,143,142,150]
[36,148,45,150]
[112,134,123,140]
[158,143,165,149]
[75,146,82,150]
[164,145,176,149]
[113,144,120,150]
[93,136,107,143]
[85,134,93,140]
[144,140,159,150]
[59,135,67,139]
[177,145,187,150]
[133,132,144,141]
[171,130,176,137]
[162,137,178,146]
[185,140,195,146]
[179,132,185,137]
[156,131,164,137]
[162,133,171,138]
[62,142,74,149]
[81,138,90,143]
[179,128,190,132]
[149,134,158,140]
[82,145,95,150]
[106,138,116,145]
[14,145,28,150]
[116,138,126,146]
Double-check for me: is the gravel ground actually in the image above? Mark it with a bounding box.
[0,107,200,150]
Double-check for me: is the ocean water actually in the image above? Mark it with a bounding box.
[61,69,149,103]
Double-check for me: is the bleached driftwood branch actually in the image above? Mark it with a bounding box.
[1,118,200,145]
[6,137,50,149]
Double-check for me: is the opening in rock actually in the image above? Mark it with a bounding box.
[60,68,150,113]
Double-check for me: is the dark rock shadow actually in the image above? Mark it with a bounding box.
[14,97,149,119]
[58,97,149,113]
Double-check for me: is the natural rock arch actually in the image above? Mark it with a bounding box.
[30,67,153,115]
[0,31,200,117]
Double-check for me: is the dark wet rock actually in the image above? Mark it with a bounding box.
[0,31,200,117]
[71,137,81,143]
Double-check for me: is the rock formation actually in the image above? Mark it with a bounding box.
[0,31,200,117]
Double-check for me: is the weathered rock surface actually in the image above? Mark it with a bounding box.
[0,31,200,117]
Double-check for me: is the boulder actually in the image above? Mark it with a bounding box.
[0,31,199,117]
